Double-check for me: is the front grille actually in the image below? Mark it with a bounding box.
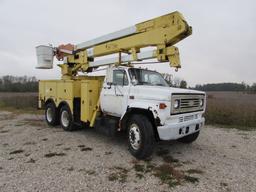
[180,98,200,108]
[171,93,205,115]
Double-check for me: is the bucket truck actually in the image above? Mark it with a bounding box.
[36,11,206,159]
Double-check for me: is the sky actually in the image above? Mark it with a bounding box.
[0,0,255,86]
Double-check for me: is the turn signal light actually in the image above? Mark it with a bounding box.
[159,103,167,109]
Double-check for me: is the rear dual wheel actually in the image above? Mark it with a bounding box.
[45,103,75,131]
[59,105,75,131]
[45,102,59,126]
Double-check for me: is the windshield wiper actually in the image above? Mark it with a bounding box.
[155,83,166,86]
[137,81,151,85]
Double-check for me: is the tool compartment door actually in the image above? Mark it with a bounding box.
[44,81,57,98]
[80,80,100,123]
[57,80,73,100]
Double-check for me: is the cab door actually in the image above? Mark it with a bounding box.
[100,69,130,117]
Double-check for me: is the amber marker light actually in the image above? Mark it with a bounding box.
[159,103,167,109]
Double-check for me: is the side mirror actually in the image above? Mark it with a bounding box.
[106,82,113,89]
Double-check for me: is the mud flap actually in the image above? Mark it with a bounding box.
[94,117,118,137]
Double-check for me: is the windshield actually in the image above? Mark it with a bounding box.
[128,68,169,87]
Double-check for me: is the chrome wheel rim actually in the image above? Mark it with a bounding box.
[129,123,141,150]
[61,110,69,127]
[46,107,53,122]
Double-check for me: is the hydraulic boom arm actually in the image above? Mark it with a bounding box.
[44,11,192,77]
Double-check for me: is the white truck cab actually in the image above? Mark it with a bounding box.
[99,66,205,158]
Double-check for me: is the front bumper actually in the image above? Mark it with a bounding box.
[157,117,205,140]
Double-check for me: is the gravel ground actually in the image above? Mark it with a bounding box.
[0,110,256,192]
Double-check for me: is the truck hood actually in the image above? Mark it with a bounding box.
[130,86,205,101]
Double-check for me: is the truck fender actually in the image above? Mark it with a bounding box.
[123,102,160,119]
[120,102,160,127]
[120,107,161,141]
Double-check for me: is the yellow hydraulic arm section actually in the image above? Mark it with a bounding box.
[57,11,192,77]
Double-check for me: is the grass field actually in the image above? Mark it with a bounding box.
[205,91,256,129]
[0,92,39,113]
[0,91,255,129]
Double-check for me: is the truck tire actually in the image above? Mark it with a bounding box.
[45,102,59,126]
[127,114,155,159]
[60,105,75,131]
[178,131,200,143]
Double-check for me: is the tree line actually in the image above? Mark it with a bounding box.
[193,82,256,92]
[162,73,256,92]
[0,75,38,92]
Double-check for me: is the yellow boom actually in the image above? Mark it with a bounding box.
[57,11,192,78]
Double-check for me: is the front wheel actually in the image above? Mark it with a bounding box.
[178,131,200,143]
[127,114,155,159]
[60,105,75,131]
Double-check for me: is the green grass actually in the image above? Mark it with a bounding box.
[153,164,182,188]
[162,155,179,164]
[184,175,199,183]
[186,169,204,174]
[108,166,129,183]
[132,161,200,189]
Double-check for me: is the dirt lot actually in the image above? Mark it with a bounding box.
[0,111,256,192]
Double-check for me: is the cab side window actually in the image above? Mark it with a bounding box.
[113,70,128,86]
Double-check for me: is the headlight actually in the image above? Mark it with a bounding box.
[199,99,204,107]
[174,99,180,109]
